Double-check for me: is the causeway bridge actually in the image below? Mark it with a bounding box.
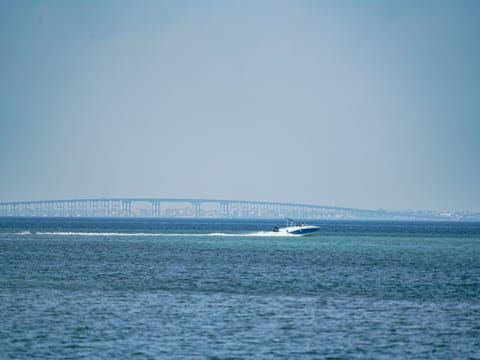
[0,198,456,220]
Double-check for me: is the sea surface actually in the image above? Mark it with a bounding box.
[0,218,479,359]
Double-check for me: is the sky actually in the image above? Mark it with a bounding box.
[1,0,479,212]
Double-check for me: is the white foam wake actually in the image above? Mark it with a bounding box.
[244,231,300,237]
[35,231,161,237]
[206,231,298,237]
[14,231,298,237]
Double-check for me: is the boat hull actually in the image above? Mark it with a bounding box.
[276,225,320,236]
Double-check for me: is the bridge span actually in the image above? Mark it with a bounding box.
[0,197,405,220]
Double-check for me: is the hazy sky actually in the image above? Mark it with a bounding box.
[1,0,479,211]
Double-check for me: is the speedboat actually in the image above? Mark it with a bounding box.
[272,219,319,236]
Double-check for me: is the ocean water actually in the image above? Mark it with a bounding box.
[0,218,479,359]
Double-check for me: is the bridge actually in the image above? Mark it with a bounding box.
[0,197,465,220]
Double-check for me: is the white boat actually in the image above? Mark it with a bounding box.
[272,219,319,236]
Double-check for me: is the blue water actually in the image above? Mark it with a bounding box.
[1,218,479,359]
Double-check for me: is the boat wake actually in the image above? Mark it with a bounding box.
[243,231,300,237]
[206,231,300,237]
[12,231,300,238]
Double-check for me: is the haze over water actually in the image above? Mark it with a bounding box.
[1,218,479,359]
[1,1,479,211]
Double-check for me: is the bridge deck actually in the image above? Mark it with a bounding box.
[0,198,454,220]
